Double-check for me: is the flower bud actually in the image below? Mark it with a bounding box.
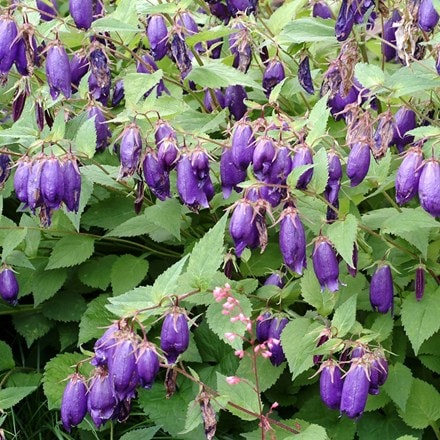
[209,1,232,23]
[313,1,332,19]
[224,85,247,120]
[368,351,388,394]
[88,367,117,428]
[46,42,71,100]
[279,206,307,275]
[418,0,439,32]
[112,79,125,107]
[418,158,440,217]
[335,0,354,42]
[14,157,32,206]
[298,56,315,95]
[227,0,257,16]
[252,136,276,179]
[220,147,246,198]
[36,0,58,21]
[160,309,190,364]
[70,52,89,90]
[267,317,288,366]
[340,359,370,418]
[391,107,416,152]
[87,104,111,152]
[229,199,259,257]
[142,150,171,201]
[264,273,285,288]
[62,154,81,213]
[346,142,371,187]
[27,155,45,213]
[0,15,18,76]
[35,101,45,131]
[0,154,10,188]
[395,146,423,205]
[312,236,339,292]
[382,10,401,61]
[61,373,88,432]
[0,267,19,306]
[319,359,343,409]
[370,264,394,314]
[157,137,179,172]
[256,312,273,343]
[69,0,93,30]
[136,341,160,389]
[147,15,169,61]
[118,124,142,179]
[263,59,285,98]
[15,31,38,76]
[231,120,255,170]
[292,144,314,189]
[155,120,177,147]
[40,154,64,210]
[91,322,119,367]
[415,266,425,301]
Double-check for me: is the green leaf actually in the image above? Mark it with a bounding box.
[106,286,156,320]
[216,373,260,421]
[308,147,329,194]
[1,228,27,261]
[50,110,66,142]
[46,235,95,269]
[179,400,203,435]
[327,214,358,267]
[387,66,438,97]
[144,198,185,240]
[295,423,328,440]
[78,255,118,290]
[382,362,413,412]
[119,427,161,440]
[43,352,92,410]
[267,0,308,33]
[331,294,357,338]
[398,378,440,429]
[0,387,37,410]
[74,116,97,159]
[106,212,156,237]
[281,317,321,380]
[32,267,68,306]
[186,214,227,290]
[370,314,394,342]
[92,16,139,33]
[307,95,331,148]
[111,254,149,296]
[406,125,440,140]
[41,292,87,322]
[124,71,164,109]
[78,294,114,345]
[281,18,337,43]
[401,286,440,354]
[355,63,386,89]
[187,59,262,90]
[12,313,53,347]
[0,341,14,372]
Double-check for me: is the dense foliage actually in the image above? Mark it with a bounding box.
[0,0,439,439]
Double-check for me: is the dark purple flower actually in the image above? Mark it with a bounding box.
[298,56,315,95]
[0,267,19,306]
[395,146,423,205]
[40,154,64,210]
[312,236,339,292]
[382,10,401,61]
[226,0,257,16]
[12,90,27,123]
[14,30,38,76]
[46,42,71,100]
[320,359,343,409]
[69,0,93,29]
[87,104,111,152]
[313,328,332,365]
[62,154,81,213]
[35,101,44,131]
[209,1,231,23]
[61,373,88,432]
[14,156,32,206]
[256,312,273,343]
[418,158,440,217]
[170,33,192,78]
[93,0,104,19]
[203,88,225,112]
[327,85,360,119]
[279,206,307,275]
[264,273,285,288]
[327,150,342,184]
[0,14,18,76]
[229,23,252,73]
[160,309,190,364]
[70,51,89,90]
[370,263,394,314]
[267,317,288,366]
[112,79,125,106]
[36,0,58,21]
[220,147,246,198]
[231,120,255,170]
[224,85,247,120]
[263,59,285,98]
[136,341,160,389]
[252,136,276,179]
[346,142,371,187]
[147,15,169,61]
[177,11,203,54]
[88,367,118,428]
[207,37,223,59]
[415,266,425,301]
[340,359,370,418]
[418,0,439,32]
[292,144,314,189]
[335,0,354,42]
[368,351,388,394]
[136,53,168,97]
[91,322,119,367]
[313,1,332,19]
[157,137,179,171]
[391,107,416,152]
[89,47,111,104]
[118,123,142,179]
[347,244,358,277]
[27,155,45,213]
[142,150,171,201]
[155,120,177,146]
[0,154,11,188]
[229,198,259,257]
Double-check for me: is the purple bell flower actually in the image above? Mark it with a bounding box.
[155,120,177,146]
[312,236,339,292]
[225,84,247,120]
[0,14,18,76]
[229,23,252,73]
[46,42,71,100]
[207,37,223,59]
[142,149,171,201]
[88,47,111,105]
[220,147,246,198]
[203,88,225,112]
[27,155,45,214]
[226,0,257,16]
[61,373,88,432]
[157,137,179,172]
[170,33,192,78]
[256,312,273,343]
[319,359,343,409]
[313,1,332,19]
[70,51,89,90]
[418,0,439,32]
[118,123,142,179]
[292,144,314,189]
[231,120,255,170]
[209,1,232,23]
[0,267,19,306]
[252,136,276,179]
[12,90,27,123]
[335,0,354,41]
[368,351,388,394]
[36,0,58,21]
[264,273,285,288]
[418,158,440,217]
[415,266,425,301]
[40,154,64,210]
[14,156,32,206]
[160,308,190,364]
[229,198,259,257]
[147,15,169,61]
[69,0,93,30]
[346,142,371,187]
[136,341,160,389]
[0,154,11,188]
[279,206,307,275]
[62,154,81,213]
[382,10,401,61]
[14,30,38,76]
[370,263,394,314]
[91,322,119,367]
[112,79,125,106]
[391,107,416,152]
[298,56,315,95]
[262,59,285,98]
[177,11,203,54]
[267,317,288,366]
[35,101,45,131]
[395,146,423,205]
[87,104,111,152]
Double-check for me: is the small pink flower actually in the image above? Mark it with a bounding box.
[234,350,245,359]
[262,350,272,358]
[224,332,236,341]
[226,376,241,385]
[271,401,279,409]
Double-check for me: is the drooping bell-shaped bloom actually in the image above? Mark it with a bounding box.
[224,84,247,120]
[70,51,89,90]
[69,0,93,30]
[14,29,38,76]
[40,154,64,210]
[112,79,125,107]
[298,56,315,95]
[157,137,179,172]
[160,309,190,364]
[262,59,285,98]
[88,47,111,105]
[312,236,339,292]
[220,147,246,198]
[0,154,10,188]
[14,156,32,206]
[147,15,169,61]
[62,154,81,213]
[136,341,160,389]
[46,42,71,100]
[231,120,255,170]
[313,1,332,18]
[335,0,354,42]
[267,317,288,366]
[390,107,416,152]
[418,0,439,32]
[292,144,314,189]
[264,273,285,288]
[382,10,401,61]
[87,104,111,152]
[370,263,394,314]
[368,351,388,394]
[118,123,142,179]
[209,1,231,23]
[170,33,192,78]
[12,90,27,123]
[155,120,177,147]
[279,206,307,275]
[61,373,88,432]
[91,322,120,367]
[203,88,225,112]
[395,146,423,205]
[0,14,18,76]
[229,22,252,73]
[252,136,276,179]
[87,367,118,428]
[319,359,343,410]
[36,0,58,21]
[177,11,203,54]
[256,312,273,343]
[313,328,332,365]
[27,155,45,214]
[346,142,371,187]
[226,0,257,16]
[142,150,171,201]
[0,267,19,306]
[229,198,259,257]
[418,158,440,217]
[340,359,370,419]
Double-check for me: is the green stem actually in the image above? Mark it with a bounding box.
[430,421,440,440]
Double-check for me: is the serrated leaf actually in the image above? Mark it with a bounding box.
[186,214,227,290]
[307,96,330,148]
[387,66,438,97]
[145,199,184,240]
[50,110,66,142]
[267,0,308,33]
[106,212,157,238]
[119,427,161,440]
[46,235,95,269]
[401,287,440,354]
[331,294,357,338]
[281,317,321,380]
[398,379,440,429]
[355,63,385,89]
[106,286,157,320]
[78,255,118,290]
[418,354,440,374]
[92,16,139,33]
[308,147,329,194]
[382,363,413,412]
[295,423,328,440]
[281,18,336,43]
[179,400,203,435]
[1,228,27,261]
[327,214,358,267]
[0,387,37,410]
[370,314,394,342]
[41,292,87,322]
[32,267,68,306]
[74,116,96,159]
[43,352,92,410]
[0,341,14,372]
[406,125,440,140]
[206,293,252,350]
[124,71,163,109]
[12,313,53,347]
[216,373,259,421]
[287,164,315,189]
[111,254,149,296]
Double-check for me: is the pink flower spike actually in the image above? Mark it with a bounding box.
[230,316,240,323]
[225,332,236,341]
[271,402,279,409]
[262,350,272,358]
[222,309,230,315]
[226,376,241,385]
[234,349,245,359]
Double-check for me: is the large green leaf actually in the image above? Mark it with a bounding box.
[46,235,95,269]
[0,387,37,410]
[331,294,357,338]
[326,214,359,267]
[111,254,149,296]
